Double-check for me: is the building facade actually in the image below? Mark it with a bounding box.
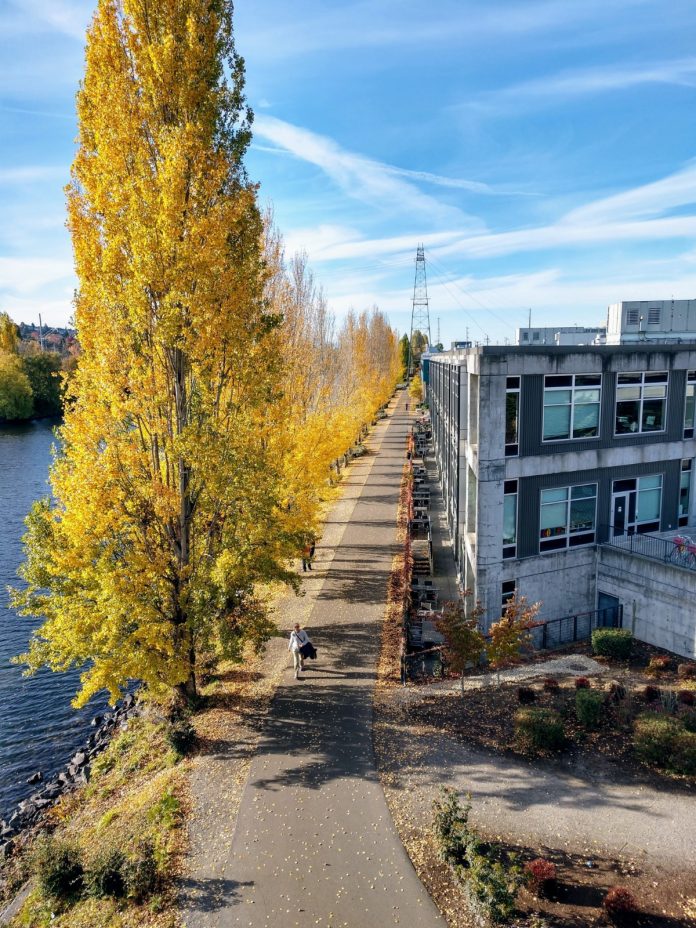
[427,343,696,656]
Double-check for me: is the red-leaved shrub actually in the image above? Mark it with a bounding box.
[543,678,560,693]
[604,886,638,918]
[677,663,696,680]
[574,677,590,689]
[678,689,695,706]
[643,684,660,702]
[524,857,556,894]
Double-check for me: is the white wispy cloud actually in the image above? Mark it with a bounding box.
[468,57,696,112]
[254,115,480,224]
[239,0,653,59]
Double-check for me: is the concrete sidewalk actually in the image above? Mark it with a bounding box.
[182,395,443,928]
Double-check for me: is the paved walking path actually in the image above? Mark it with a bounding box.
[183,394,444,928]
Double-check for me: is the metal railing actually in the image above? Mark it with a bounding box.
[600,525,696,572]
[530,605,622,650]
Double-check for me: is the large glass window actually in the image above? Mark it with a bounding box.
[615,371,667,435]
[503,480,517,559]
[505,377,519,457]
[539,483,597,552]
[542,374,601,441]
[685,372,696,438]
[680,461,692,527]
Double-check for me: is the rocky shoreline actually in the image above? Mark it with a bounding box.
[0,692,139,860]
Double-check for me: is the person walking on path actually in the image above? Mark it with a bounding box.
[288,622,310,679]
[301,541,312,572]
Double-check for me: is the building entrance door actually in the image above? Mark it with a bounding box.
[612,493,629,536]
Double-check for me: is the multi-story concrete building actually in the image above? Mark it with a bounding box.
[516,325,606,346]
[427,341,696,659]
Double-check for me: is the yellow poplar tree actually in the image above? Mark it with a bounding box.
[13,0,298,706]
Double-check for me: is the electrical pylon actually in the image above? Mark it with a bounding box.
[407,244,431,377]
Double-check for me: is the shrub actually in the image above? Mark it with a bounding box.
[517,686,536,704]
[122,841,158,901]
[32,836,84,901]
[677,663,696,680]
[608,681,626,702]
[574,676,590,689]
[646,654,671,676]
[576,689,604,729]
[515,708,564,752]
[543,678,560,693]
[642,684,660,702]
[592,628,633,661]
[432,789,523,923]
[683,710,696,733]
[604,885,638,919]
[633,712,696,773]
[166,717,196,756]
[634,713,681,765]
[524,858,556,895]
[671,732,696,776]
[86,848,126,898]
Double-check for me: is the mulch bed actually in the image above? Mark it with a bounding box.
[408,642,696,790]
[375,641,696,927]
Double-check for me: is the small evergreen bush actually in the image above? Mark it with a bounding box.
[432,789,523,923]
[166,717,196,756]
[634,712,696,773]
[122,841,158,901]
[514,708,564,752]
[608,680,626,701]
[634,713,681,765]
[32,835,84,901]
[517,686,536,704]
[642,684,660,702]
[576,689,604,728]
[683,710,696,733]
[86,848,126,898]
[591,628,633,660]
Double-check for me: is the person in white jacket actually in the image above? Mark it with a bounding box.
[288,623,310,679]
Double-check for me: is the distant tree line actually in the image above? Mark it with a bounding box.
[0,312,66,421]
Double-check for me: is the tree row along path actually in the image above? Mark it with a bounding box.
[182,392,444,928]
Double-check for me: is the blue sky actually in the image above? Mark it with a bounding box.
[1,0,696,345]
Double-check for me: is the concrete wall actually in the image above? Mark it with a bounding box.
[598,546,696,659]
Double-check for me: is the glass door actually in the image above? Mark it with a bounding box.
[612,492,629,536]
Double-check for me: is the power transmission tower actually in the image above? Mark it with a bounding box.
[407,245,431,377]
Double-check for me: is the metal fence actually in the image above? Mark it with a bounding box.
[601,526,696,572]
[530,605,622,650]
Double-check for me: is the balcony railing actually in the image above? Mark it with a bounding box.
[600,525,696,572]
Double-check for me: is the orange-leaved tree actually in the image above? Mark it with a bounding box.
[437,598,485,694]
[487,594,541,684]
[12,0,299,706]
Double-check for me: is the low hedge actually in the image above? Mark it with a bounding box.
[591,628,633,660]
[576,689,604,729]
[514,708,564,752]
[634,712,696,775]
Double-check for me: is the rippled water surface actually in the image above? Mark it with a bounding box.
[0,421,108,819]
